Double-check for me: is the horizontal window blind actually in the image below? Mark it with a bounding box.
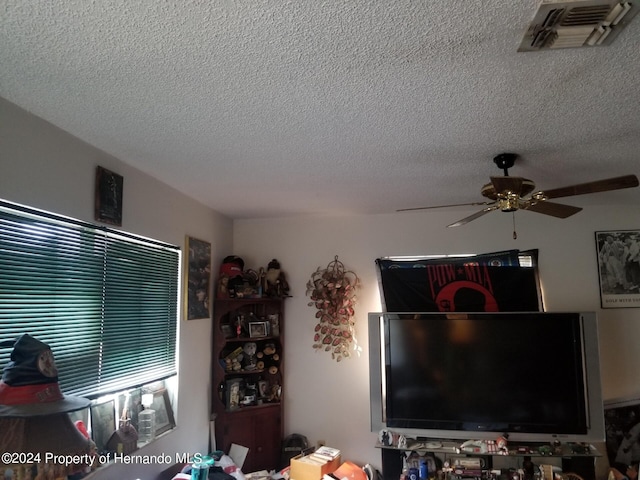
[0,201,179,398]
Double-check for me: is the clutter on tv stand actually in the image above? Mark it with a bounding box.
[377,431,601,480]
[378,430,599,458]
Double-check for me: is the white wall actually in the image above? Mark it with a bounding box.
[234,206,640,471]
[1,97,233,480]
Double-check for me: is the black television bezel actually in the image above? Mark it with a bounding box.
[368,311,605,443]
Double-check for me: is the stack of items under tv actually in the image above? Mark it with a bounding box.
[289,445,369,480]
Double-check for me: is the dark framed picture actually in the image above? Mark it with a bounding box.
[95,166,124,226]
[90,399,116,454]
[148,388,176,435]
[604,396,640,471]
[249,321,268,338]
[184,236,212,320]
[595,230,640,308]
[221,324,234,339]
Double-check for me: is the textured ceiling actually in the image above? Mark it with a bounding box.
[1,1,639,219]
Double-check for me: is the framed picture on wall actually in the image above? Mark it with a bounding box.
[95,166,124,226]
[595,230,640,308]
[604,396,640,471]
[184,236,212,320]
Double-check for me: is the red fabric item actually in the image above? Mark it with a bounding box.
[0,380,64,405]
[220,263,243,278]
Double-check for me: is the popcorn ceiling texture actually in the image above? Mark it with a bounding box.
[1,1,639,219]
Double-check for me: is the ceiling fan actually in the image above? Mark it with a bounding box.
[398,153,639,228]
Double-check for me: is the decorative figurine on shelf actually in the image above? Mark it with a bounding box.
[235,314,248,337]
[268,383,281,402]
[258,267,266,297]
[459,435,509,455]
[107,417,138,455]
[219,255,245,298]
[242,383,257,406]
[265,259,290,297]
[496,434,509,454]
[242,342,258,371]
[216,274,230,299]
[256,343,278,372]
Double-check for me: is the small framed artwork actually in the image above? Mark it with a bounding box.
[226,379,242,411]
[184,236,212,320]
[148,388,176,435]
[90,399,116,454]
[95,166,124,226]
[258,380,269,398]
[249,321,269,338]
[595,230,640,308]
[604,395,640,471]
[221,324,234,339]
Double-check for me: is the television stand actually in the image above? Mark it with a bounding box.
[376,439,601,480]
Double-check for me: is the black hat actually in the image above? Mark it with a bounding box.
[0,334,90,417]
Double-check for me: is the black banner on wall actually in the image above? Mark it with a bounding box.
[376,250,542,312]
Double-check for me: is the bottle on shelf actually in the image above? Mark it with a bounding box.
[138,393,156,443]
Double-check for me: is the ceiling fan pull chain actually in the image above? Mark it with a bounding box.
[512,212,518,240]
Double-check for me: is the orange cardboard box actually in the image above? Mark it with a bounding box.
[290,453,342,480]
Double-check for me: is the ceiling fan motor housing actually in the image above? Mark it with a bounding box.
[493,153,518,175]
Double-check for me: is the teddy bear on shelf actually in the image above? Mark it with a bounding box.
[242,342,258,371]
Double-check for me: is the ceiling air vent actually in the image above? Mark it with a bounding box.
[518,0,638,51]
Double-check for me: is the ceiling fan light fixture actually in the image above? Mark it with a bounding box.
[499,193,521,212]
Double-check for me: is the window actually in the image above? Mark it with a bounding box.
[0,200,180,398]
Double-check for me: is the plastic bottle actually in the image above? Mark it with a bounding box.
[420,458,428,480]
[400,457,409,480]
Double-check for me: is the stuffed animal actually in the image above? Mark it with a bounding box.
[242,342,258,371]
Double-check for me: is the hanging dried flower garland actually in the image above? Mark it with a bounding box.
[306,255,361,361]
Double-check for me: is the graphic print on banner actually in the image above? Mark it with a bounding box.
[376,250,541,312]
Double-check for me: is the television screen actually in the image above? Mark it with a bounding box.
[369,312,605,443]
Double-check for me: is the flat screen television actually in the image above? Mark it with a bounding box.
[369,312,605,443]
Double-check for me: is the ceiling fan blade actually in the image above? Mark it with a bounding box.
[523,200,583,218]
[541,174,639,199]
[447,206,499,227]
[490,176,524,194]
[397,201,492,212]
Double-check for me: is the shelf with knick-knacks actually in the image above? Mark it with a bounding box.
[211,297,285,473]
